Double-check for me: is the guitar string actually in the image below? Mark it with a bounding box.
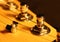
[0,11,56,41]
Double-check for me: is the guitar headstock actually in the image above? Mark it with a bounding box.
[0,0,57,42]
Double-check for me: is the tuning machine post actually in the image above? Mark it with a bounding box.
[16,3,33,21]
[30,14,49,35]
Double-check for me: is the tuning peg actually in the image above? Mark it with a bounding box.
[30,13,45,35]
[8,2,18,10]
[16,2,33,21]
[0,1,18,10]
[11,21,18,33]
[16,2,32,21]
[36,13,45,28]
[6,21,18,33]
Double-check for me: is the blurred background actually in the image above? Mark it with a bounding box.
[19,0,60,32]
